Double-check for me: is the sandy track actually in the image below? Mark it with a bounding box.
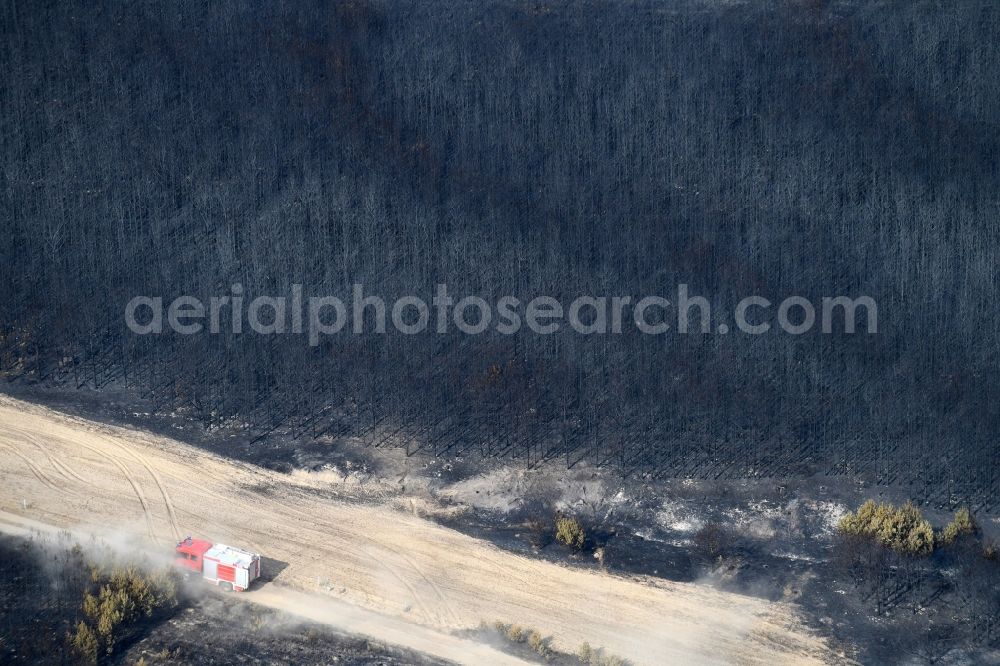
[0,396,843,665]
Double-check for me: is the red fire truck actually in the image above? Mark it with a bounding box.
[175,536,262,592]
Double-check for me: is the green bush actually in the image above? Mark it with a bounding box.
[492,621,552,658]
[491,622,625,664]
[528,630,549,658]
[940,508,978,545]
[71,563,180,661]
[575,641,630,666]
[555,516,586,550]
[838,500,935,555]
[70,621,99,665]
[505,623,526,643]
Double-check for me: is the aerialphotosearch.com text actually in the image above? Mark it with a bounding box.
[125,284,878,344]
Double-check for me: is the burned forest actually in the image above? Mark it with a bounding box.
[2,0,999,508]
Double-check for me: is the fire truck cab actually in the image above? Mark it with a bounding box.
[175,536,212,573]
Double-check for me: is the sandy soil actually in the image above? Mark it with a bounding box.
[0,396,844,665]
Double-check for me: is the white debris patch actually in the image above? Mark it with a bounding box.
[804,500,849,536]
[721,500,783,540]
[656,499,706,534]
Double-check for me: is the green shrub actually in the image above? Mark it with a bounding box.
[575,642,630,666]
[940,507,978,545]
[73,563,180,660]
[492,621,553,657]
[70,621,99,665]
[838,500,935,555]
[555,516,586,550]
[528,630,549,658]
[492,622,625,665]
[506,623,526,643]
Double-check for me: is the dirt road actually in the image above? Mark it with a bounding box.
[0,396,842,665]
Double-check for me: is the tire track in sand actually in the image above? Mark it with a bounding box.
[95,434,181,540]
[2,420,181,542]
[73,440,157,541]
[5,426,91,487]
[0,441,63,493]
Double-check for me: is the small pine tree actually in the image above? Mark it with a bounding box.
[940,508,978,545]
[555,516,586,550]
[70,622,99,665]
